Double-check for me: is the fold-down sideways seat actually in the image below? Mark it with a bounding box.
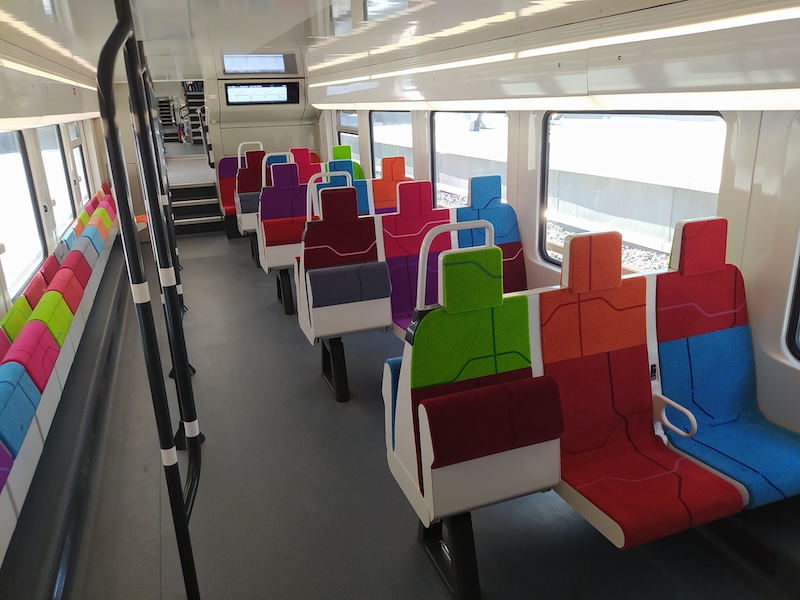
[383,220,563,598]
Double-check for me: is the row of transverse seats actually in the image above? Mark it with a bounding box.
[385,216,800,571]
[295,174,527,343]
[0,186,117,562]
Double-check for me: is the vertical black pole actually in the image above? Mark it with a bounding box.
[97,11,200,600]
[120,19,202,517]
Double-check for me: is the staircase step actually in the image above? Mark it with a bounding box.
[172,198,217,207]
[170,184,217,201]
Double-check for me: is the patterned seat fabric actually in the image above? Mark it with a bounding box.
[538,231,743,549]
[656,217,800,508]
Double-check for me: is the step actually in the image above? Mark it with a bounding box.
[171,198,217,208]
[175,215,224,235]
[170,184,217,202]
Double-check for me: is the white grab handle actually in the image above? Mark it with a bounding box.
[305,171,354,221]
[415,220,494,311]
[653,392,698,438]
[237,141,264,168]
[261,152,294,189]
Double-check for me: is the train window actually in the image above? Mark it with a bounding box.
[0,132,46,296]
[543,113,726,272]
[67,122,91,205]
[431,111,508,208]
[370,111,413,178]
[365,0,409,20]
[36,125,75,236]
[331,0,352,36]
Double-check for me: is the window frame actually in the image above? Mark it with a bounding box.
[0,131,48,299]
[430,110,508,208]
[369,110,413,179]
[37,124,77,237]
[539,110,726,269]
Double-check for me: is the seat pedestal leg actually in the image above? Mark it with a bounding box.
[419,513,481,600]
[224,215,239,239]
[276,269,294,315]
[248,232,260,268]
[321,337,349,402]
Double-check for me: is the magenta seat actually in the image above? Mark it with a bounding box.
[1,320,59,393]
[0,330,11,362]
[40,255,60,284]
[47,268,84,314]
[22,272,48,309]
[60,251,92,289]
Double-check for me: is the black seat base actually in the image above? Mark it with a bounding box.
[321,337,349,402]
[419,513,481,600]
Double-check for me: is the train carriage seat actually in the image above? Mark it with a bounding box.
[217,156,238,217]
[382,181,452,332]
[60,251,92,289]
[81,225,105,256]
[328,160,371,215]
[457,175,526,293]
[289,147,323,184]
[21,273,48,310]
[371,157,412,214]
[0,362,40,459]
[0,297,33,343]
[87,196,99,214]
[101,181,112,196]
[258,163,310,272]
[331,145,364,179]
[97,201,117,223]
[77,209,90,227]
[70,217,85,237]
[61,229,77,251]
[296,187,391,343]
[656,217,800,508]
[72,237,99,269]
[54,240,70,264]
[88,211,109,241]
[91,207,113,231]
[1,321,59,393]
[29,291,73,349]
[47,268,84,315]
[0,331,11,362]
[535,230,744,549]
[40,255,61,284]
[383,221,563,529]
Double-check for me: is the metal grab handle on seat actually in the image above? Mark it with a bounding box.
[653,392,698,438]
[305,171,354,221]
[416,220,494,311]
[261,152,294,189]
[236,141,263,169]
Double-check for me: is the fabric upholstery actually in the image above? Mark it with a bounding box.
[72,237,99,268]
[217,156,238,216]
[0,330,11,362]
[47,268,84,314]
[0,297,33,343]
[29,291,73,348]
[22,273,48,309]
[263,217,306,246]
[540,231,743,549]
[372,157,411,213]
[308,262,391,308]
[60,251,92,289]
[1,320,59,392]
[0,362,40,458]
[40,255,61,284]
[290,147,323,184]
[81,226,105,255]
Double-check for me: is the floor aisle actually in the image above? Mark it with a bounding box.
[64,233,788,600]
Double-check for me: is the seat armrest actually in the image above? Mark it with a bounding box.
[653,392,697,438]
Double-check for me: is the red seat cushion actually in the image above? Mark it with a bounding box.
[1,320,59,392]
[47,269,84,314]
[22,273,48,309]
[40,255,60,284]
[263,217,306,246]
[60,251,92,289]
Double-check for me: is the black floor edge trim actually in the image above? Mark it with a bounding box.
[0,241,128,600]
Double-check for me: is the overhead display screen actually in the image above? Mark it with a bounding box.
[223,54,285,74]
[225,83,300,106]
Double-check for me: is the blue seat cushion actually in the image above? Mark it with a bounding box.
[660,325,800,507]
[81,226,104,255]
[0,362,41,458]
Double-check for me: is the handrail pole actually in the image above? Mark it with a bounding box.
[97,2,200,598]
[121,21,202,518]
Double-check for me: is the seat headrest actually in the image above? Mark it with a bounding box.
[101,182,112,195]
[329,159,355,178]
[441,247,503,314]
[332,145,352,160]
[272,163,299,188]
[291,147,311,165]
[561,231,623,293]
[382,157,406,181]
[321,188,359,224]
[469,175,503,210]
[670,217,728,276]
[244,150,265,169]
[397,181,433,217]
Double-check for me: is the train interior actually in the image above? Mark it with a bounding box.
[2,0,800,598]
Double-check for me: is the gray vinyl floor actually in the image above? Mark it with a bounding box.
[164,142,215,187]
[61,231,795,600]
